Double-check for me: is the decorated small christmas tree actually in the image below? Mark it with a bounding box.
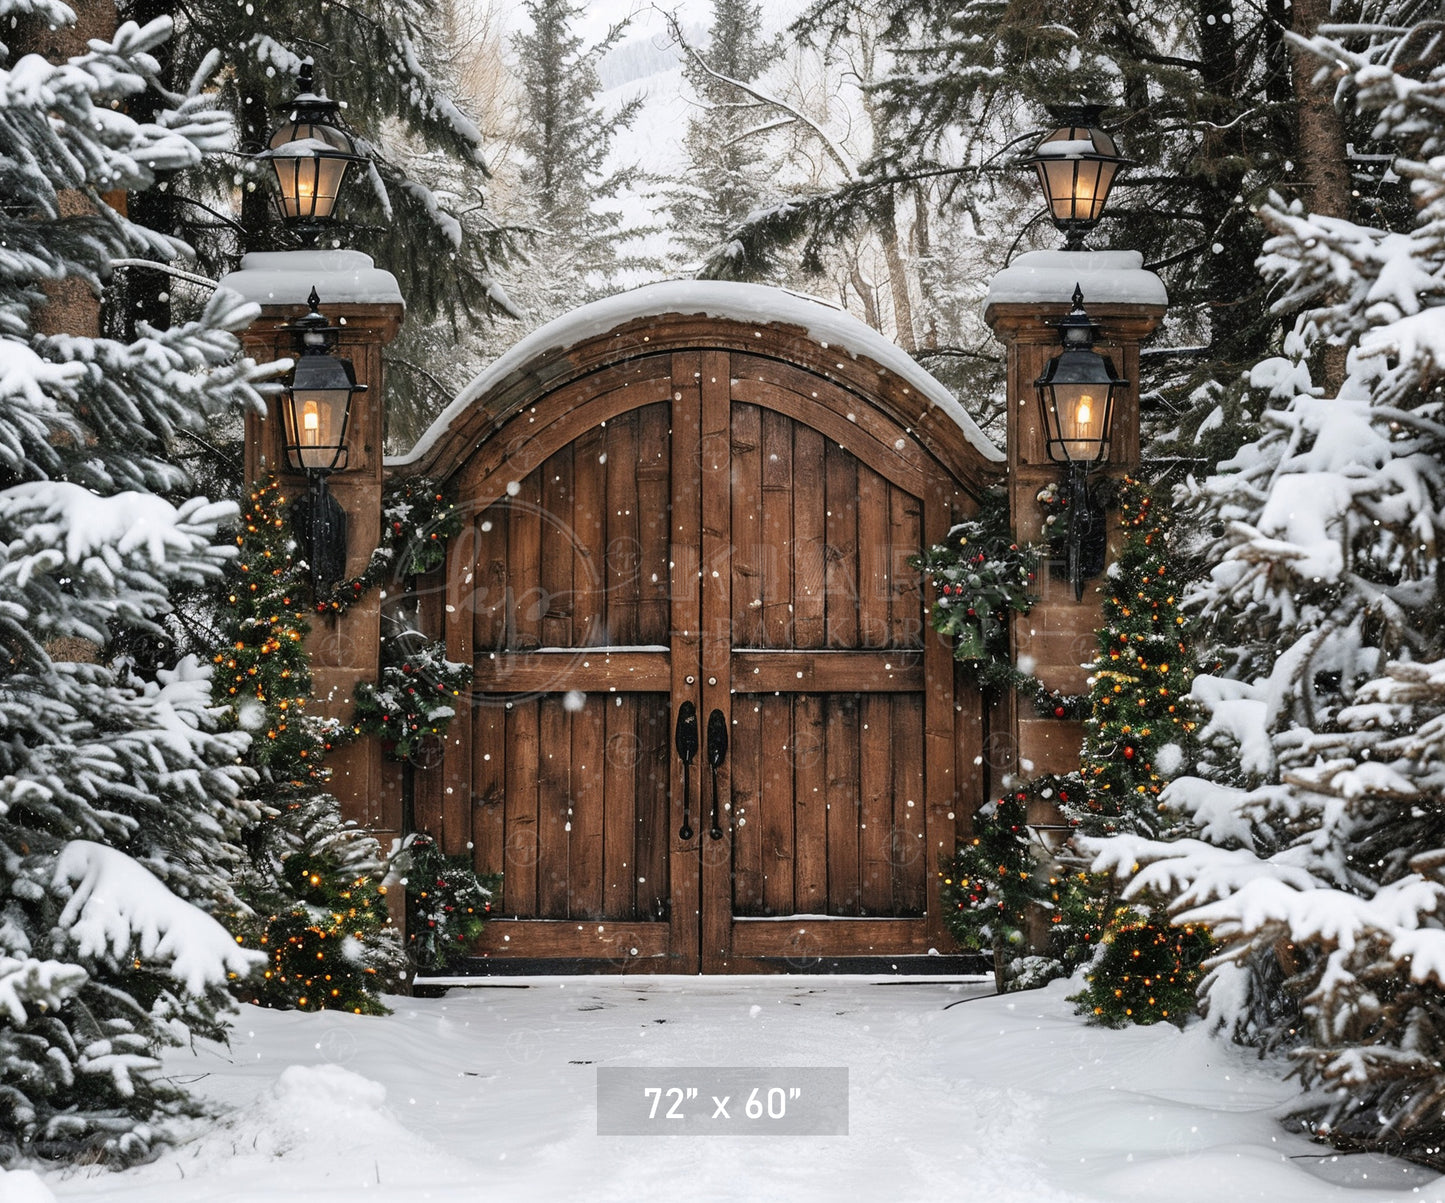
[1067,483,1209,1026]
[214,480,400,1014]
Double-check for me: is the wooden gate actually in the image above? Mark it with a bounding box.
[404,290,1001,971]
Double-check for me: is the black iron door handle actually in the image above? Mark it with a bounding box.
[706,708,728,840]
[675,701,698,841]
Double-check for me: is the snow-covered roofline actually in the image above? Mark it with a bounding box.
[218,250,403,308]
[984,249,1167,309]
[390,279,1003,469]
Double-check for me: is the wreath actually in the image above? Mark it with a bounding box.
[912,489,1038,673]
[351,633,474,761]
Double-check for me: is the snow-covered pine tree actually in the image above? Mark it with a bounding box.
[0,8,270,1164]
[509,0,646,316]
[215,481,400,1014]
[667,0,781,268]
[1084,10,1445,1165]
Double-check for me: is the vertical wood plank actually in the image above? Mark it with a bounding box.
[668,353,703,969]
[572,425,606,647]
[793,426,826,650]
[793,693,828,914]
[472,508,507,653]
[569,694,605,919]
[954,662,985,850]
[730,403,763,648]
[636,403,672,646]
[824,443,859,649]
[441,519,477,854]
[472,699,506,879]
[535,696,570,917]
[921,488,959,946]
[825,696,861,915]
[606,412,641,646]
[760,408,793,649]
[889,484,924,648]
[856,464,889,649]
[729,696,763,915]
[508,470,543,650]
[759,693,794,915]
[891,693,927,915]
[699,350,734,971]
[539,443,574,648]
[503,700,539,916]
[858,693,893,914]
[602,693,636,919]
[635,694,671,921]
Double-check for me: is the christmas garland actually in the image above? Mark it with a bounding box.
[396,832,499,973]
[351,635,474,761]
[315,476,463,615]
[940,774,1097,992]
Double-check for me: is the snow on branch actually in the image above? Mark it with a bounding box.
[0,483,234,578]
[0,955,87,1025]
[52,841,263,995]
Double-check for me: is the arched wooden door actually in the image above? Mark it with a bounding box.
[419,313,995,972]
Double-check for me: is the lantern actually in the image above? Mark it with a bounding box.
[1035,286,1126,599]
[279,289,367,590]
[1021,104,1130,250]
[260,59,364,239]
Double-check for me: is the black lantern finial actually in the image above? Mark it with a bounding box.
[1034,286,1127,599]
[1021,104,1131,250]
[259,58,366,244]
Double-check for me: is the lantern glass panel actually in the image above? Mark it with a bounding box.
[268,121,355,221]
[1043,381,1112,464]
[282,379,352,473]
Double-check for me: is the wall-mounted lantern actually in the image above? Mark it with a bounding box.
[259,58,365,244]
[1034,285,1126,599]
[280,288,367,591]
[1021,104,1130,250]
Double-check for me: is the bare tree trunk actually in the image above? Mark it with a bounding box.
[11,0,118,340]
[881,207,917,352]
[1290,0,1353,396]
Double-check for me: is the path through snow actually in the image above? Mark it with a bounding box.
[36,976,1441,1202]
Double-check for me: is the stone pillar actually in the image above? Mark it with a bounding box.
[221,250,404,836]
[983,250,1166,780]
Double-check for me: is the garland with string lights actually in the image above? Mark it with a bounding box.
[396,832,499,972]
[314,476,463,615]
[214,479,400,1014]
[914,489,1039,680]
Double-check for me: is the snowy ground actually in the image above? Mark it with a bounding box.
[20,976,1445,1203]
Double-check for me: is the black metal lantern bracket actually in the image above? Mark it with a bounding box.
[280,287,367,594]
[1034,285,1128,600]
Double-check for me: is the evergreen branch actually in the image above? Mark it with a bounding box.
[110,259,221,290]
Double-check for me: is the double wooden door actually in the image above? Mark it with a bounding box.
[446,349,966,971]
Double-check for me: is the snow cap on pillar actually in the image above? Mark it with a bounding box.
[218,249,404,308]
[984,249,1166,314]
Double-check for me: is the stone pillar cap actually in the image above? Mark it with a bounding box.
[218,249,404,308]
[984,249,1167,314]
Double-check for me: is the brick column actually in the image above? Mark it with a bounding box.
[983,252,1166,780]
[223,251,404,838]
